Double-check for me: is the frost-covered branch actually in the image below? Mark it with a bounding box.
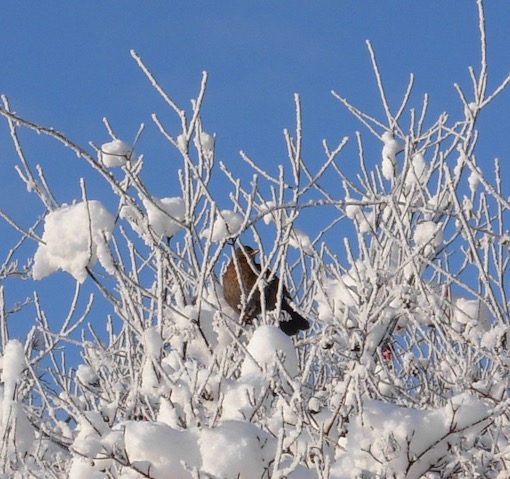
[0,1,509,476]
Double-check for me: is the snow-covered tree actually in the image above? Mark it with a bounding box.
[0,1,509,477]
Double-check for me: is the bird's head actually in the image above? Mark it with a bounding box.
[237,245,259,258]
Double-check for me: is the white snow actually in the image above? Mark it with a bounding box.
[344,205,359,221]
[140,327,164,394]
[69,419,279,479]
[201,209,243,242]
[142,327,163,359]
[76,364,99,387]
[0,339,26,387]
[142,196,185,238]
[199,421,276,478]
[241,325,298,379]
[343,197,375,234]
[260,200,278,225]
[221,326,298,422]
[0,340,35,460]
[99,139,132,167]
[33,200,115,283]
[450,292,491,343]
[405,152,427,189]
[332,394,491,479]
[468,168,481,193]
[315,271,360,325]
[193,129,215,160]
[124,421,200,478]
[289,227,314,254]
[61,387,495,478]
[381,131,402,180]
[413,220,443,257]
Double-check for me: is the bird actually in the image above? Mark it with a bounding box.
[222,246,310,336]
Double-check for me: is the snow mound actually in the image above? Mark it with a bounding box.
[99,139,132,167]
[241,325,298,379]
[124,421,200,478]
[201,209,243,242]
[413,220,443,257]
[33,200,115,283]
[70,419,277,479]
[221,326,298,421]
[0,340,35,459]
[143,196,185,238]
[332,394,491,479]
[381,131,402,180]
[193,129,215,160]
[199,420,276,478]
[289,227,314,254]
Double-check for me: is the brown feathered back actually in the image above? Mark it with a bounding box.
[222,246,310,336]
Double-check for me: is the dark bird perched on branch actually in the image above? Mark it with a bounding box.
[222,246,310,336]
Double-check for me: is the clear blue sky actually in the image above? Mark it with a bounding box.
[1,3,510,341]
[2,3,510,206]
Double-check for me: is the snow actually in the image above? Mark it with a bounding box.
[405,152,427,189]
[99,139,132,167]
[220,326,300,423]
[0,339,26,386]
[124,421,200,478]
[193,129,215,160]
[241,325,298,378]
[450,292,491,343]
[315,270,360,325]
[344,202,360,220]
[201,209,243,241]
[343,196,376,234]
[61,387,496,478]
[198,421,276,478]
[71,419,281,479]
[176,128,216,158]
[413,220,443,257]
[140,327,165,395]
[0,340,35,459]
[32,200,115,283]
[142,327,163,358]
[76,364,99,387]
[143,196,185,238]
[381,131,402,180]
[332,394,491,479]
[468,168,481,193]
[289,227,314,254]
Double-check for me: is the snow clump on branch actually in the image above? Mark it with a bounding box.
[99,139,132,167]
[32,200,115,283]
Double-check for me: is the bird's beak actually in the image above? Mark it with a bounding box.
[250,248,259,256]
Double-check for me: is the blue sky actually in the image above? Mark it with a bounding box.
[1,3,510,341]
[2,3,510,204]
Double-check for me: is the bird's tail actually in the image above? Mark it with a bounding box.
[279,304,310,336]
